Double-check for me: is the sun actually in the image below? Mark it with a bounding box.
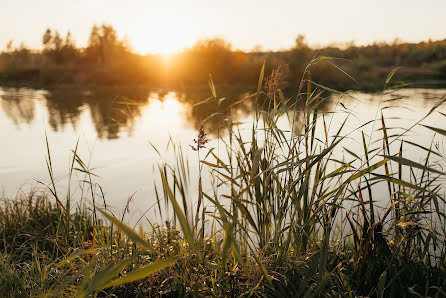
[130,3,199,54]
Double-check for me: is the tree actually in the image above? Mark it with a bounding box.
[42,29,52,51]
[288,34,313,75]
[42,29,77,64]
[61,31,77,61]
[6,40,13,52]
[86,24,126,64]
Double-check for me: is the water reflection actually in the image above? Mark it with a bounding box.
[0,88,39,126]
[2,85,445,142]
[0,85,263,139]
[0,84,445,221]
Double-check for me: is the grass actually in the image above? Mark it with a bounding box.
[1,59,446,297]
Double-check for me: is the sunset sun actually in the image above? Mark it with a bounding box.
[130,3,199,54]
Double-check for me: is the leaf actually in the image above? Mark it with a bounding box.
[200,160,224,168]
[383,155,444,175]
[233,199,259,234]
[421,124,446,136]
[208,75,216,98]
[371,174,426,192]
[250,146,264,182]
[86,258,134,293]
[325,59,359,85]
[96,208,153,251]
[385,67,401,85]
[397,221,418,229]
[252,253,273,286]
[343,147,359,159]
[257,61,265,100]
[403,140,442,157]
[346,158,389,183]
[100,257,178,289]
[189,96,214,108]
[204,193,247,271]
[159,170,200,259]
[230,92,257,107]
[377,270,387,298]
[202,112,222,123]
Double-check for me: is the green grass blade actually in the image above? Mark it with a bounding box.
[159,170,199,258]
[97,207,152,251]
[346,158,389,183]
[100,257,178,289]
[256,61,265,101]
[85,257,134,293]
[383,155,444,175]
[421,124,446,136]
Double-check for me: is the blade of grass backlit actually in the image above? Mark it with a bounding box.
[160,170,200,259]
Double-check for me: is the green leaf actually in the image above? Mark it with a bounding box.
[86,257,134,293]
[204,193,247,271]
[383,155,444,175]
[250,146,264,182]
[346,158,389,183]
[252,253,273,286]
[159,170,200,259]
[385,67,401,85]
[403,140,442,157]
[257,61,265,100]
[377,270,387,298]
[100,257,178,289]
[371,174,426,192]
[97,207,153,251]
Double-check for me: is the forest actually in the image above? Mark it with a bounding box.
[1,24,446,90]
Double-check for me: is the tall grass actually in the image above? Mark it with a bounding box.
[1,59,446,297]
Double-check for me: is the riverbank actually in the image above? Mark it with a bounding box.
[2,66,446,296]
[2,33,446,93]
[1,189,445,297]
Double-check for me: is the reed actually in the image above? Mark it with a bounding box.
[1,59,446,297]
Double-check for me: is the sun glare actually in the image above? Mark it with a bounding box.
[145,92,183,126]
[131,3,198,54]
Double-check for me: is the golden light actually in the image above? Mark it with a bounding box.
[130,3,199,54]
[145,92,184,126]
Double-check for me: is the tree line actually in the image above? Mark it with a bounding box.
[1,24,446,90]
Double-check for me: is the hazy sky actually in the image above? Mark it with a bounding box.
[1,0,445,53]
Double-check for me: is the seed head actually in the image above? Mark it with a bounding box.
[190,124,209,151]
[264,64,289,100]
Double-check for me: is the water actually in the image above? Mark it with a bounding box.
[0,85,445,222]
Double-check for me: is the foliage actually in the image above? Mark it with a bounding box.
[1,24,446,88]
[1,64,446,297]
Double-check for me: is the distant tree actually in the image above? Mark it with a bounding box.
[251,44,264,53]
[42,29,77,64]
[15,43,31,65]
[294,34,309,50]
[61,31,77,61]
[42,29,53,54]
[6,40,13,52]
[175,37,237,83]
[1,42,32,70]
[86,24,127,64]
[288,35,312,75]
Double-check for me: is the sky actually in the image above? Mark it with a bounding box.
[1,0,445,54]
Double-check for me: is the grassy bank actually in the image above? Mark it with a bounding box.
[1,62,446,297]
